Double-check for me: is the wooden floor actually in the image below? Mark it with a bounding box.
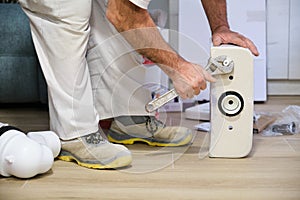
[1,96,300,200]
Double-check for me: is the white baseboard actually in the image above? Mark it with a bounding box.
[268,80,300,95]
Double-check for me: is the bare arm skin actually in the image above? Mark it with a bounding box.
[106,0,215,99]
[107,0,178,72]
[201,0,259,56]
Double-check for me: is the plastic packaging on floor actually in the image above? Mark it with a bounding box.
[262,105,300,136]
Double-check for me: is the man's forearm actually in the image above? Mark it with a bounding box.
[106,0,184,73]
[201,0,230,33]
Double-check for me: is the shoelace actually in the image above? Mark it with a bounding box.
[145,116,165,135]
[84,131,108,144]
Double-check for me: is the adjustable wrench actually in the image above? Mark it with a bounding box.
[145,55,234,113]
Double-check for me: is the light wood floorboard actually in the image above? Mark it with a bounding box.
[0,96,300,200]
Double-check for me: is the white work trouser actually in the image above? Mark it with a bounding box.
[19,0,151,140]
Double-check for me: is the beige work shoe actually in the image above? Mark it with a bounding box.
[106,116,193,147]
[58,131,132,169]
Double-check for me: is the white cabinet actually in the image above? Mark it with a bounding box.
[289,0,300,79]
[267,0,300,80]
[267,0,289,79]
[267,0,300,95]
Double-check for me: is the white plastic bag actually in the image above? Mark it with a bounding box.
[263,105,300,136]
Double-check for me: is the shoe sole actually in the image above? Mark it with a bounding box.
[107,130,193,147]
[57,151,132,169]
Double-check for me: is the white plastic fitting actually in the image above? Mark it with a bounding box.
[0,127,61,179]
[27,131,61,158]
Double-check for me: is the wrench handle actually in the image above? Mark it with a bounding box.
[145,89,178,113]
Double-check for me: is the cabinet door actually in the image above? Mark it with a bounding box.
[267,0,290,79]
[289,0,300,79]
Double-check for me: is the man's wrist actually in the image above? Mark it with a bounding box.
[212,25,230,34]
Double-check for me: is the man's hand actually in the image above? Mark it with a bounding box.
[161,61,216,99]
[201,0,259,56]
[212,26,259,56]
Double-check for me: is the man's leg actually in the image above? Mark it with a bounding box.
[19,0,131,168]
[20,0,98,139]
[88,0,152,119]
[88,0,193,147]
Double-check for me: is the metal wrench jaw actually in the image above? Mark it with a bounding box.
[206,55,234,75]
